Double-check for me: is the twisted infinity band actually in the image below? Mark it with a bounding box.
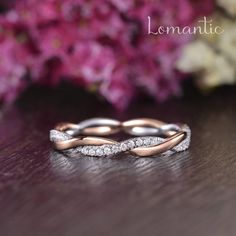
[50,118,191,158]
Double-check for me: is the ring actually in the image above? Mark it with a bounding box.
[50,118,191,158]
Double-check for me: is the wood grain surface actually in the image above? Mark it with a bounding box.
[0,85,236,236]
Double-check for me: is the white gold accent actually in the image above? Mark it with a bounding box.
[75,136,164,157]
[50,130,72,142]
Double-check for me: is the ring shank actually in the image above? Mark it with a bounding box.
[50,118,190,157]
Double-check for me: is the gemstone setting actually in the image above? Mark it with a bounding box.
[50,127,191,158]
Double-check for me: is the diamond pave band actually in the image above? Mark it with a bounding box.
[50,118,191,158]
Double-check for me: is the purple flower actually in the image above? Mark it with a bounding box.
[0,0,215,108]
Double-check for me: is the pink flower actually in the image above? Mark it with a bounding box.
[0,20,34,102]
[64,42,115,83]
[100,67,135,110]
[0,0,215,109]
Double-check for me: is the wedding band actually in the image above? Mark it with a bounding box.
[50,118,191,157]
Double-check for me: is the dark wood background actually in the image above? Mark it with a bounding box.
[0,85,236,236]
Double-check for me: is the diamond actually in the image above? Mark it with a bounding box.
[127,140,135,149]
[104,146,112,155]
[136,138,143,147]
[112,145,120,154]
[150,137,159,145]
[81,146,89,155]
[121,143,127,151]
[88,148,95,156]
[143,137,151,146]
[96,148,104,156]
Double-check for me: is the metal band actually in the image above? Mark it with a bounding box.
[50,118,191,157]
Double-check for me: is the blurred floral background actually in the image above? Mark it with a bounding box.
[0,0,235,109]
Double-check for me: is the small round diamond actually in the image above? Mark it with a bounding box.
[104,146,112,155]
[136,138,143,147]
[127,140,135,149]
[113,145,119,153]
[150,137,158,145]
[96,148,104,156]
[121,143,127,151]
[88,148,95,156]
[82,146,89,155]
[143,138,151,146]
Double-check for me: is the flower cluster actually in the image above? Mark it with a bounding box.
[0,0,214,109]
[177,0,236,90]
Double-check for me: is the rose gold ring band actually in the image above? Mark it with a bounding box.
[50,118,191,157]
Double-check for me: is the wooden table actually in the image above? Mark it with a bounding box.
[0,86,236,236]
